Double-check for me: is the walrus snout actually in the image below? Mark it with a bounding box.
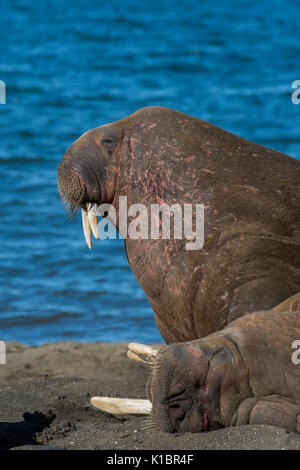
[58,124,124,213]
[57,144,103,211]
[57,138,106,249]
[148,342,227,433]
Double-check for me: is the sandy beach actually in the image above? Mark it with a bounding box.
[0,341,299,450]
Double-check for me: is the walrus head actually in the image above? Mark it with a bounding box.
[147,340,239,433]
[57,122,126,243]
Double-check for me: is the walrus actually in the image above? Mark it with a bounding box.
[57,106,300,433]
[147,293,300,433]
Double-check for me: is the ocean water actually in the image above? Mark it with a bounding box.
[0,0,299,345]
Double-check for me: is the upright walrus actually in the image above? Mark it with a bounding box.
[57,106,300,433]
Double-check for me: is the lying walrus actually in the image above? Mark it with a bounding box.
[57,106,300,434]
[147,294,300,433]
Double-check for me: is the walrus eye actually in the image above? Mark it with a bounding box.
[102,136,116,153]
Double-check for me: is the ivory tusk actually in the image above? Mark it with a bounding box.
[91,397,152,415]
[87,203,98,239]
[81,208,92,249]
[127,350,147,363]
[127,342,159,364]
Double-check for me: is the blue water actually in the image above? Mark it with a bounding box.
[0,0,300,345]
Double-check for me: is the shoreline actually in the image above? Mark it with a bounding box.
[0,341,299,450]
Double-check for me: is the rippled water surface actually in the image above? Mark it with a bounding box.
[1,0,300,344]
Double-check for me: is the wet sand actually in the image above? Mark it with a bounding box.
[0,341,299,450]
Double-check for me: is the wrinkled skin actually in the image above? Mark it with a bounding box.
[148,293,300,433]
[58,106,300,433]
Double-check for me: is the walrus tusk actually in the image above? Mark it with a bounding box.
[87,203,98,239]
[127,342,159,364]
[81,208,92,249]
[91,397,152,415]
[127,350,146,363]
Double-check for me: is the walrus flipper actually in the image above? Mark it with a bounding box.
[227,278,298,324]
[236,395,300,433]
